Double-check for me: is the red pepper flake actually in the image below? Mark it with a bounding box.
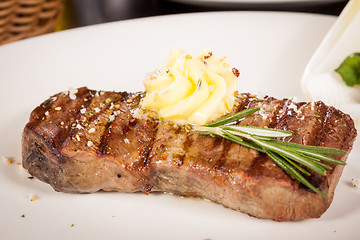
[232,67,240,77]
[204,52,212,59]
[110,122,118,127]
[162,155,167,160]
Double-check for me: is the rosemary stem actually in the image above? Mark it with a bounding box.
[265,150,327,198]
[232,132,327,175]
[193,107,346,197]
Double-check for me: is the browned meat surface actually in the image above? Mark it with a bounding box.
[22,87,357,221]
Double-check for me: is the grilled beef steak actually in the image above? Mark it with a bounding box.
[22,87,357,221]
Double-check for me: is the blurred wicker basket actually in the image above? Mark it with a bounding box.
[0,0,63,45]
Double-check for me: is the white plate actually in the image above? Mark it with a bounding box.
[0,11,359,240]
[167,0,346,7]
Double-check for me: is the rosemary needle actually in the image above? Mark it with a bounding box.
[205,107,260,127]
[195,107,347,198]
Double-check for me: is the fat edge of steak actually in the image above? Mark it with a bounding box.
[22,87,357,221]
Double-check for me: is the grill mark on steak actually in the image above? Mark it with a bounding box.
[273,101,329,190]
[134,118,159,169]
[67,94,116,155]
[212,136,224,151]
[57,88,96,149]
[31,87,95,150]
[22,87,357,221]
[97,121,112,156]
[214,138,234,172]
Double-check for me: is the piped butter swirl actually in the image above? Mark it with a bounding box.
[141,48,238,125]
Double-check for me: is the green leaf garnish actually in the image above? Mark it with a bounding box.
[194,107,347,198]
[335,52,360,87]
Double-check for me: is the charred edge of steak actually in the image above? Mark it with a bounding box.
[26,87,97,151]
[239,96,357,194]
[22,129,78,193]
[22,87,357,221]
[22,89,159,193]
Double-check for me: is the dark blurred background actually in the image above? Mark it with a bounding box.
[58,0,348,30]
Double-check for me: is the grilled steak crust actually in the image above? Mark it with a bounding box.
[22,87,357,221]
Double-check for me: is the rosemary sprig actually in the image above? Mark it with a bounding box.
[194,107,347,198]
